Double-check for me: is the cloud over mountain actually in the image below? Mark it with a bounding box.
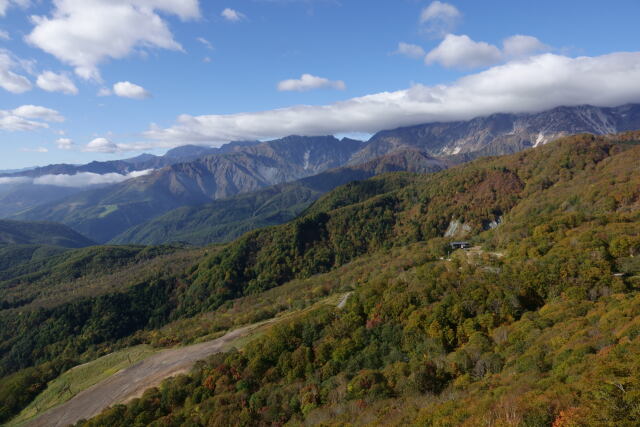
[0,169,154,187]
[136,52,640,150]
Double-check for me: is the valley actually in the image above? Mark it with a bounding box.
[1,130,640,425]
[2,2,639,425]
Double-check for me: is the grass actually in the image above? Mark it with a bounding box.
[8,345,157,426]
[9,292,350,426]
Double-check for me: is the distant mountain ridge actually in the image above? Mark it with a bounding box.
[9,103,640,243]
[110,149,447,246]
[351,103,640,163]
[0,220,94,248]
[14,136,366,242]
[0,140,262,179]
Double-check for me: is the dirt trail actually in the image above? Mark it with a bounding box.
[26,322,267,427]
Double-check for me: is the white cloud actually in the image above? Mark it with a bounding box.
[0,114,45,131]
[503,35,549,58]
[36,70,78,95]
[0,30,9,40]
[420,1,460,36]
[425,34,551,69]
[0,176,30,185]
[133,52,640,150]
[84,137,118,153]
[278,73,346,92]
[0,169,154,187]
[395,42,426,60]
[113,81,151,99]
[0,49,32,93]
[0,0,29,16]
[97,87,112,96]
[21,146,48,153]
[221,8,245,22]
[12,105,64,122]
[0,105,64,131]
[197,37,213,50]
[426,34,503,68]
[56,137,74,149]
[26,0,200,80]
[33,169,154,187]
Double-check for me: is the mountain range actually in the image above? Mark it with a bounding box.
[110,149,447,245]
[3,131,640,426]
[6,103,640,243]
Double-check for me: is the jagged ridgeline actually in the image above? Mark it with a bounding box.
[109,149,447,246]
[2,132,640,426]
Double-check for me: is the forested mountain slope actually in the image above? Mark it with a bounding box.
[12,104,639,246]
[86,131,640,426]
[3,132,640,426]
[0,220,94,248]
[111,149,447,246]
[13,136,364,243]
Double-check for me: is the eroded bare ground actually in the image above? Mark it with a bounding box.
[26,322,269,427]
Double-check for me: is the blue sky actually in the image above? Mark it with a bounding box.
[0,0,639,169]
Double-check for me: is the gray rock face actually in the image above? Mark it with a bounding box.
[10,103,640,243]
[351,104,640,163]
[13,136,366,242]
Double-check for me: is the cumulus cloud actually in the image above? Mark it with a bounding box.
[132,52,640,150]
[56,137,74,149]
[395,42,426,60]
[0,0,29,16]
[12,105,64,122]
[0,105,64,131]
[420,1,460,36]
[36,70,78,95]
[26,0,200,80]
[425,34,550,69]
[221,8,245,22]
[278,74,346,92]
[84,137,118,153]
[0,49,32,93]
[503,34,550,58]
[425,34,503,68]
[33,169,154,187]
[113,81,151,99]
[0,30,9,40]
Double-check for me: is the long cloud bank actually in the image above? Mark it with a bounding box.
[0,169,153,187]
[127,52,640,152]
